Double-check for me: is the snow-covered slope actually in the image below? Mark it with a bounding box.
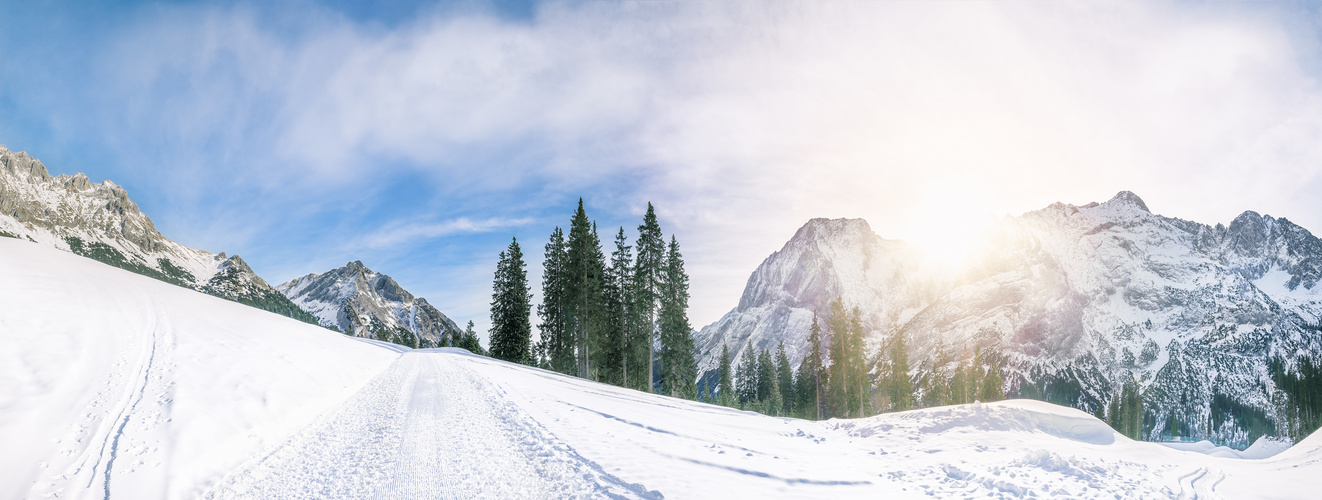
[696,192,1322,444]
[3,237,1319,498]
[0,145,315,323]
[276,261,462,348]
[0,237,402,499]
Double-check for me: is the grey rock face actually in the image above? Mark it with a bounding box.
[277,261,461,348]
[697,192,1322,444]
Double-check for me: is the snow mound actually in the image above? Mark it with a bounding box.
[849,400,1118,445]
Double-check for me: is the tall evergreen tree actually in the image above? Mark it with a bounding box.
[537,227,574,374]
[826,298,852,417]
[489,237,532,364]
[847,306,869,416]
[885,329,912,411]
[775,342,793,416]
[737,348,758,405]
[659,235,696,399]
[633,203,665,392]
[565,199,605,379]
[766,373,784,417]
[756,348,774,402]
[602,227,633,386]
[978,350,1004,403]
[718,344,735,407]
[804,310,826,420]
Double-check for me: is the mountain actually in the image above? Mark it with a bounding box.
[0,145,317,324]
[693,218,930,385]
[4,236,1318,499]
[695,191,1322,444]
[277,260,462,348]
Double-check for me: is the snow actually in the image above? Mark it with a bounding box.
[0,238,401,498]
[3,237,1322,499]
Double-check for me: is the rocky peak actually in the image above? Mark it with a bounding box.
[276,260,461,348]
[792,217,874,243]
[58,173,93,191]
[344,260,370,275]
[1103,190,1150,213]
[0,146,54,182]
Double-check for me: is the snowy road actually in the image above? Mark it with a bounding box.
[205,351,659,499]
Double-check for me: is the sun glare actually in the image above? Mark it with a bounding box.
[901,196,995,273]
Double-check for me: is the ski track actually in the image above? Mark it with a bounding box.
[32,301,169,499]
[205,350,657,499]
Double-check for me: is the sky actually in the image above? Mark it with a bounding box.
[4,1,1322,345]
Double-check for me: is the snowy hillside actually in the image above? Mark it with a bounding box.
[4,236,1320,499]
[0,238,402,498]
[695,192,1322,444]
[0,145,315,323]
[277,260,462,347]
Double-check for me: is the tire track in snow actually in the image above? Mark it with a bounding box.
[206,350,658,499]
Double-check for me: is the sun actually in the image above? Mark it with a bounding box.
[901,198,995,273]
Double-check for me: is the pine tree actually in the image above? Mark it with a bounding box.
[565,199,605,380]
[950,360,969,405]
[793,359,810,418]
[826,297,851,417]
[1107,393,1122,431]
[633,203,665,392]
[804,310,826,420]
[767,373,784,417]
[603,227,633,386]
[775,342,793,416]
[718,344,735,407]
[737,348,758,405]
[537,227,573,374]
[659,236,697,399]
[756,348,774,403]
[847,306,869,416]
[489,237,532,364]
[458,320,484,355]
[978,351,1004,403]
[885,329,912,411]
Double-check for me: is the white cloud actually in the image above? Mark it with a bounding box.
[99,1,1322,329]
[360,216,533,250]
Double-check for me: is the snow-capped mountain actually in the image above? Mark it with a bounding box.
[693,218,930,383]
[277,260,462,348]
[696,191,1322,444]
[0,145,316,324]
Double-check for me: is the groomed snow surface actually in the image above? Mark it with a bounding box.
[2,238,1319,499]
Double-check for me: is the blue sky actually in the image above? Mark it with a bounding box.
[4,1,1322,344]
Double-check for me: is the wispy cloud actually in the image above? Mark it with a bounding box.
[359,217,534,250]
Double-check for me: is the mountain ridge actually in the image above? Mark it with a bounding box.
[277,260,463,348]
[0,145,316,323]
[695,191,1322,444]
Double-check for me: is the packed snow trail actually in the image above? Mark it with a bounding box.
[205,350,658,499]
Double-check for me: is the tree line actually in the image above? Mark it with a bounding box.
[487,200,697,398]
[712,297,1005,420]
